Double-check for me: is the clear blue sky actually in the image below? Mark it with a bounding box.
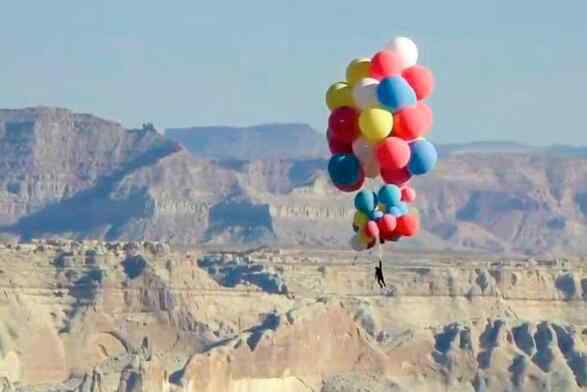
[1,1,585,145]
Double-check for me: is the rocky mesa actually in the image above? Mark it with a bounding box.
[3,107,587,255]
[0,240,586,391]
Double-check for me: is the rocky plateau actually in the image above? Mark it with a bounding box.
[0,240,585,391]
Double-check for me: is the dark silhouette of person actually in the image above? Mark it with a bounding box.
[375,259,386,288]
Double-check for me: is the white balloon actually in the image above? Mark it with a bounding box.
[352,137,372,163]
[350,235,367,251]
[352,78,379,109]
[385,36,418,69]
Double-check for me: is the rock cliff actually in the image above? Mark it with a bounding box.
[0,241,585,391]
[4,107,587,255]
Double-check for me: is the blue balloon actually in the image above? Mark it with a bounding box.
[376,76,417,113]
[388,206,403,217]
[397,201,409,215]
[378,185,401,207]
[369,210,384,221]
[408,139,438,175]
[328,154,361,185]
[354,190,377,214]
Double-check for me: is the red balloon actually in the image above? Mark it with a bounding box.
[327,129,353,154]
[381,167,412,187]
[366,239,376,249]
[336,169,365,192]
[402,65,435,100]
[328,106,359,144]
[365,220,380,239]
[401,186,417,203]
[376,137,411,170]
[370,50,403,80]
[377,214,397,240]
[393,102,433,141]
[396,214,420,237]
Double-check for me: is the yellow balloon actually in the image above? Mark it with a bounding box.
[377,203,386,211]
[326,82,354,110]
[353,211,369,229]
[359,108,394,144]
[346,58,371,86]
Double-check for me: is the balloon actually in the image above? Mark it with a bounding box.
[369,210,384,221]
[377,202,386,211]
[402,65,435,100]
[381,166,412,187]
[390,234,402,242]
[376,76,417,113]
[376,137,411,170]
[328,107,359,144]
[387,206,403,217]
[362,157,380,178]
[378,214,397,239]
[326,82,354,110]
[351,137,374,163]
[397,201,409,215]
[370,50,403,80]
[353,211,369,230]
[358,230,373,244]
[350,235,367,251]
[336,175,364,192]
[328,154,362,186]
[352,78,380,109]
[352,137,380,178]
[354,190,377,214]
[358,107,393,144]
[385,37,418,69]
[346,58,371,86]
[401,186,417,203]
[408,139,438,175]
[396,213,420,237]
[327,128,353,154]
[365,220,380,239]
[378,184,402,207]
[393,102,433,141]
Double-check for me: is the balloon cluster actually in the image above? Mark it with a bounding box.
[324,37,437,251]
[350,185,420,251]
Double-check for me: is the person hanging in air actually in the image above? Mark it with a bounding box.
[375,259,386,289]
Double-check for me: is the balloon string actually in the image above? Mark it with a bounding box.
[376,233,383,262]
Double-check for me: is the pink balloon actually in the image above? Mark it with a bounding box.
[376,137,411,170]
[365,220,380,239]
[402,65,435,100]
[401,186,417,203]
[370,50,403,80]
[378,214,397,240]
[393,102,433,141]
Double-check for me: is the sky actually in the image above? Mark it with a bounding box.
[0,1,586,145]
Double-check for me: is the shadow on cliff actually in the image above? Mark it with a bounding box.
[0,140,180,241]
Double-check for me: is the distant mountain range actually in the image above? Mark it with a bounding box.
[2,106,587,256]
[166,124,587,161]
[165,123,328,160]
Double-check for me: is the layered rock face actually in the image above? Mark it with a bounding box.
[4,107,587,255]
[0,242,585,391]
